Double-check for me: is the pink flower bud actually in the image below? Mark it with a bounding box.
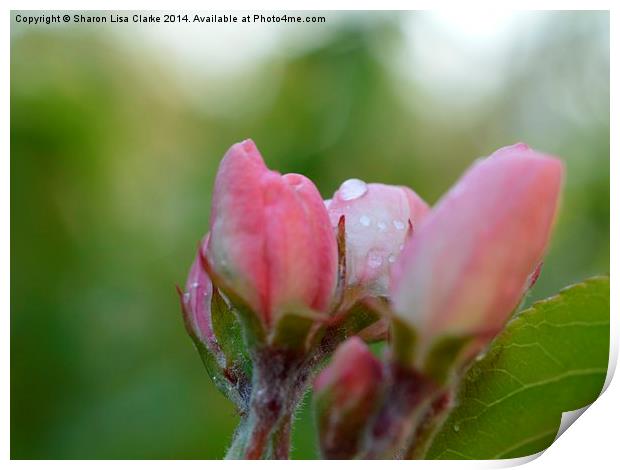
[314,336,382,398]
[391,144,564,358]
[207,139,338,327]
[314,337,383,459]
[326,180,428,300]
[180,236,252,408]
[181,236,217,350]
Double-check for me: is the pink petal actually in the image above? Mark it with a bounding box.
[207,139,271,317]
[182,235,216,347]
[261,173,319,322]
[282,174,337,313]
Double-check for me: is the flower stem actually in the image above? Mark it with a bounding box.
[225,416,251,459]
[405,389,453,459]
[225,346,308,459]
[268,414,293,459]
[244,415,276,459]
[358,363,439,459]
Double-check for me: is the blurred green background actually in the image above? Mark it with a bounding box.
[11,10,609,459]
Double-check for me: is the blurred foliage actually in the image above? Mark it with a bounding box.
[11,11,608,459]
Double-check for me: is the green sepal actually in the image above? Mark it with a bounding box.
[319,298,387,352]
[198,248,267,348]
[391,316,418,366]
[211,288,252,393]
[177,284,243,406]
[423,336,473,384]
[338,299,384,340]
[194,340,246,408]
[229,294,267,349]
[270,309,325,350]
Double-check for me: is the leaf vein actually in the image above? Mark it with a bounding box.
[484,367,526,386]
[455,368,606,426]
[525,319,609,329]
[501,342,564,368]
[492,428,557,458]
[435,448,475,460]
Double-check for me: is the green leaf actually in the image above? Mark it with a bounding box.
[428,276,610,459]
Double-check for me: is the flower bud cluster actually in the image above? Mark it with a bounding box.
[179,139,563,459]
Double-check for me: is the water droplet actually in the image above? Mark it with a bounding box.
[388,254,396,263]
[399,244,405,251]
[367,251,383,269]
[338,178,368,201]
[360,215,371,226]
[393,219,405,230]
[377,221,387,231]
[453,424,460,432]
[190,282,200,289]
[183,292,190,302]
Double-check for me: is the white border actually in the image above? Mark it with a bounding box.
[3,1,616,467]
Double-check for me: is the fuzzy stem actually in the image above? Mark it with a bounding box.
[358,363,439,459]
[404,389,453,459]
[226,347,308,459]
[225,416,251,459]
[268,414,293,459]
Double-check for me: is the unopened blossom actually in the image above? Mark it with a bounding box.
[206,139,338,328]
[314,337,383,459]
[390,143,564,361]
[180,235,218,354]
[326,180,428,300]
